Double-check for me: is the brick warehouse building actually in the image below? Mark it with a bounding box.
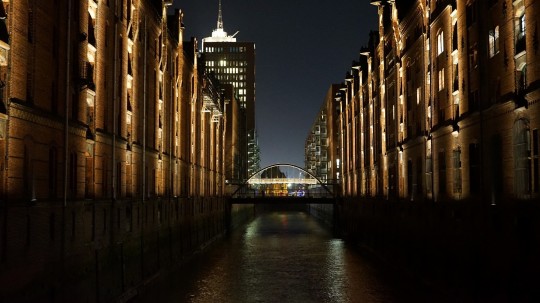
[312,0,540,203]
[0,0,250,301]
[309,0,540,296]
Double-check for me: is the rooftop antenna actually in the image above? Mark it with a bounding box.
[217,0,224,30]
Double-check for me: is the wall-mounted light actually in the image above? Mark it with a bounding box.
[360,51,371,57]
[452,123,459,138]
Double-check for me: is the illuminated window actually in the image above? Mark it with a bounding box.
[488,26,499,57]
[437,31,444,55]
[438,68,445,91]
[519,15,526,37]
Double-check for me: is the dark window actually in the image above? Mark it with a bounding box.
[453,149,462,194]
[533,129,539,193]
[469,143,480,194]
[23,146,32,199]
[466,1,477,26]
[85,157,93,199]
[117,162,122,198]
[71,211,76,239]
[69,152,77,198]
[490,135,504,204]
[513,119,531,198]
[51,82,58,114]
[407,159,413,199]
[126,207,132,232]
[49,147,57,198]
[49,213,55,242]
[439,151,446,195]
[469,89,479,112]
[416,157,423,197]
[469,43,478,69]
[102,159,108,197]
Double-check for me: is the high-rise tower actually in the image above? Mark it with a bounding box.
[202,0,259,177]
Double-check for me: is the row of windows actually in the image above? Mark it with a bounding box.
[437,15,524,61]
[205,46,247,53]
[214,77,246,89]
[207,67,247,75]
[206,60,248,68]
[211,72,247,82]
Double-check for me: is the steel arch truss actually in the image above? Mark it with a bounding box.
[231,163,334,198]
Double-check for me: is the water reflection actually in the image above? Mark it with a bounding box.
[134,211,450,303]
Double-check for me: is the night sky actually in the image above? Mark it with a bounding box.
[171,0,377,168]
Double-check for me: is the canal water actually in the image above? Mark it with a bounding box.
[133,210,454,303]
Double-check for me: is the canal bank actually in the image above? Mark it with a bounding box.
[0,197,255,303]
[340,197,540,302]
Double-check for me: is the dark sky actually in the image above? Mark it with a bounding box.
[171,0,377,168]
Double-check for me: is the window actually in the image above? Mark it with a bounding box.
[453,148,462,194]
[69,152,77,198]
[516,65,527,94]
[513,119,531,198]
[466,1,477,26]
[488,26,500,57]
[533,129,539,194]
[85,156,94,199]
[407,159,413,199]
[49,147,57,198]
[438,151,446,195]
[469,143,480,194]
[469,44,478,68]
[438,68,445,91]
[437,31,444,55]
[519,14,526,37]
[23,146,32,199]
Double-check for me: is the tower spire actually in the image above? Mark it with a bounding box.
[217,0,223,30]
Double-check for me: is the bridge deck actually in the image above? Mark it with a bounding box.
[230,196,336,204]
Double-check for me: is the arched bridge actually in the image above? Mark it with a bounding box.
[230,164,338,204]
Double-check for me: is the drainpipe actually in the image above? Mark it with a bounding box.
[3,0,12,202]
[64,0,72,207]
[169,62,173,200]
[142,17,147,203]
[112,0,118,202]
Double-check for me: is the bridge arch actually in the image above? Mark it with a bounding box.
[232,163,334,198]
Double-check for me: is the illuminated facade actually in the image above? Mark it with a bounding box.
[315,0,540,202]
[0,1,232,299]
[223,83,247,188]
[305,101,330,183]
[0,0,226,202]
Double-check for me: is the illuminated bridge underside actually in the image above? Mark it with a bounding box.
[232,164,335,199]
[248,178,319,185]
